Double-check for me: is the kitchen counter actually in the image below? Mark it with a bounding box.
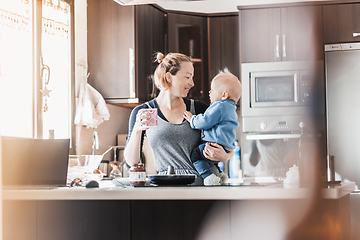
[2,181,355,200]
[3,181,355,240]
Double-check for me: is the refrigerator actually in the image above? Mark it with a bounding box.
[325,42,360,239]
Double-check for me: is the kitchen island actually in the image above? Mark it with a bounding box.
[2,181,355,240]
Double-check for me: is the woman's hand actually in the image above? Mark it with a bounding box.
[133,109,151,133]
[203,142,234,162]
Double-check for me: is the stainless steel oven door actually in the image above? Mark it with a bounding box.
[241,133,301,178]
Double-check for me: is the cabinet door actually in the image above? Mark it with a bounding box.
[3,201,37,240]
[131,200,223,240]
[323,3,360,44]
[87,0,135,99]
[209,15,240,80]
[136,5,165,102]
[37,200,131,240]
[241,8,281,63]
[167,13,209,104]
[281,6,324,61]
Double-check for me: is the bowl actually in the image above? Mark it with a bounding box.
[79,155,103,173]
[67,155,104,182]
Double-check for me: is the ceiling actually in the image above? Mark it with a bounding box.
[117,0,328,14]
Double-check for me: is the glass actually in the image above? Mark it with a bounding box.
[255,76,295,102]
[41,0,71,139]
[0,0,33,137]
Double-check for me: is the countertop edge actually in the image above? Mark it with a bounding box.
[2,182,355,201]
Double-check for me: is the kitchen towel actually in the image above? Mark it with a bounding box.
[74,83,110,128]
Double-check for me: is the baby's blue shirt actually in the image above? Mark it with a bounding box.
[190,99,239,149]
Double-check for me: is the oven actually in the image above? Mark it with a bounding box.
[240,61,326,178]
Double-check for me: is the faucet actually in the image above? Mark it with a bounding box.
[91,131,100,155]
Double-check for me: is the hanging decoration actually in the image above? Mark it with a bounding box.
[40,57,51,112]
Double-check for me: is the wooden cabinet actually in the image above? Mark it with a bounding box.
[135,5,165,102]
[130,200,220,240]
[3,200,131,240]
[87,0,165,106]
[209,15,240,80]
[87,0,135,101]
[87,2,238,106]
[241,5,323,63]
[323,3,360,44]
[167,13,209,104]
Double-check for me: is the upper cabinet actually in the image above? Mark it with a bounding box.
[209,15,240,80]
[87,0,165,106]
[87,1,239,106]
[135,5,166,103]
[87,0,135,101]
[240,5,323,63]
[167,13,209,104]
[323,3,360,44]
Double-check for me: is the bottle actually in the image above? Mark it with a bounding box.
[129,163,146,186]
[229,140,241,179]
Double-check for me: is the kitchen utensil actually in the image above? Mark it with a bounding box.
[149,166,195,185]
[99,160,109,176]
[149,175,196,185]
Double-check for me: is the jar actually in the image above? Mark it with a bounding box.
[129,163,146,186]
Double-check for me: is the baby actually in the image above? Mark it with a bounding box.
[184,69,242,185]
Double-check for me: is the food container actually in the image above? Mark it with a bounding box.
[129,163,146,186]
[99,160,109,176]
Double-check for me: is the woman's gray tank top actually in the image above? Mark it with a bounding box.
[145,99,203,185]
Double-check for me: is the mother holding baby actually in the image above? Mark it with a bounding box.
[124,52,237,185]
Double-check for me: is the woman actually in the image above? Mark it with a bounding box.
[124,52,233,185]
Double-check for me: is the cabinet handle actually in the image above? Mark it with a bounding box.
[276,35,280,59]
[282,34,287,58]
[353,33,360,37]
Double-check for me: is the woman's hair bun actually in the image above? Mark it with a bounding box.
[156,52,165,63]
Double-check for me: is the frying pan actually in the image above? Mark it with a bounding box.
[149,166,196,185]
[149,174,195,185]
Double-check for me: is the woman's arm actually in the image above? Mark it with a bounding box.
[124,106,150,166]
[203,142,234,162]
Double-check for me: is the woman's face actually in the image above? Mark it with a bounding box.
[168,61,194,97]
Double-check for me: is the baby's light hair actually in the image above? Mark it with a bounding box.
[213,68,242,103]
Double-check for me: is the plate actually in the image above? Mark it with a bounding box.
[149,174,195,185]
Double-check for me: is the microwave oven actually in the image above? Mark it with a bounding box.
[242,61,325,133]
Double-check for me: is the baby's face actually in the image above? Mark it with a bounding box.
[209,79,223,103]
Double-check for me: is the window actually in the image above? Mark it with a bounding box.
[0,0,73,144]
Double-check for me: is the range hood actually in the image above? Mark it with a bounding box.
[114,0,200,6]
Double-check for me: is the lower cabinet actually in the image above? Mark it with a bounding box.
[2,197,351,240]
[3,200,131,240]
[130,200,224,240]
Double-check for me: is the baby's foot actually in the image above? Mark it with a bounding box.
[204,174,221,186]
[219,171,229,183]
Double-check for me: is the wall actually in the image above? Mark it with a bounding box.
[74,0,132,161]
[76,104,132,161]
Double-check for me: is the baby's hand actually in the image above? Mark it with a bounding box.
[183,111,193,122]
